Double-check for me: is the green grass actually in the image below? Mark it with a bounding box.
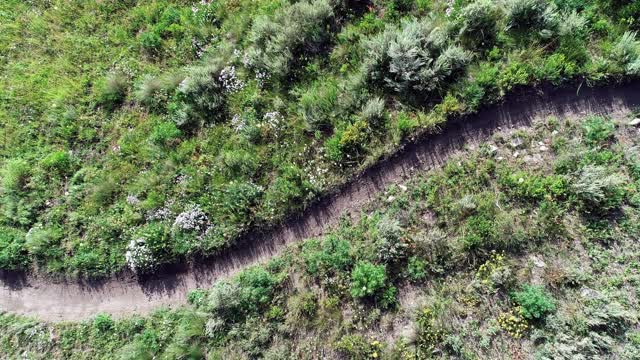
[0,0,639,278]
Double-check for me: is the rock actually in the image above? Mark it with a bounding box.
[488,144,499,154]
[513,151,520,158]
[628,118,640,126]
[398,184,408,192]
[539,145,548,151]
[531,255,546,268]
[387,195,396,203]
[510,137,524,149]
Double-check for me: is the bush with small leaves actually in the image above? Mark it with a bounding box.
[149,121,182,146]
[457,0,501,48]
[350,261,387,299]
[1,158,30,194]
[612,31,640,75]
[96,73,128,111]
[171,60,227,131]
[246,0,334,82]
[360,97,386,128]
[505,0,558,35]
[0,227,28,270]
[511,284,555,320]
[572,165,627,212]
[375,216,407,264]
[298,79,339,131]
[362,18,471,98]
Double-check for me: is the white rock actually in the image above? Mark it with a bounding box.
[513,151,520,158]
[399,184,408,192]
[539,145,548,151]
[628,118,640,126]
[387,196,396,203]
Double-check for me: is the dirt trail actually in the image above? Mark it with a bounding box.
[2,82,639,322]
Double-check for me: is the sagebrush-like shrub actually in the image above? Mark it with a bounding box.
[96,73,128,111]
[505,0,558,34]
[362,18,471,97]
[361,97,386,128]
[1,159,30,194]
[572,165,627,211]
[612,31,640,75]
[246,0,334,82]
[375,216,407,264]
[298,79,339,131]
[457,0,501,47]
[171,60,227,131]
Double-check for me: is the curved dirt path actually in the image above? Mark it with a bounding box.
[2,82,640,322]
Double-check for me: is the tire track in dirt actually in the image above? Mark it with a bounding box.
[2,81,639,321]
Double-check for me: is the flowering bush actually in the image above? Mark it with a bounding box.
[125,238,156,273]
[173,205,209,232]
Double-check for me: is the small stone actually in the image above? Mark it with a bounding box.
[531,256,546,268]
[513,151,520,158]
[387,196,396,203]
[551,130,559,135]
[398,184,408,192]
[628,118,640,126]
[488,144,499,154]
[496,156,504,161]
[539,145,548,151]
[510,137,524,149]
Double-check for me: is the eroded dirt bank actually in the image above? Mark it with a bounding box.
[2,82,640,321]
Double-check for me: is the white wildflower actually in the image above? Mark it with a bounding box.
[125,238,155,273]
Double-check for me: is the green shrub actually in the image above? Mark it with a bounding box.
[171,61,227,131]
[457,0,501,48]
[246,0,334,82]
[97,73,128,111]
[362,18,471,98]
[499,171,569,201]
[511,284,555,320]
[298,79,339,131]
[41,151,75,176]
[139,30,162,53]
[236,266,279,313]
[350,261,386,299]
[572,165,627,211]
[375,216,407,264]
[1,159,30,193]
[93,313,114,333]
[407,256,428,281]
[396,111,418,137]
[583,116,615,146]
[505,0,558,34]
[24,225,62,258]
[0,227,28,270]
[360,97,386,128]
[302,235,352,277]
[149,121,182,146]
